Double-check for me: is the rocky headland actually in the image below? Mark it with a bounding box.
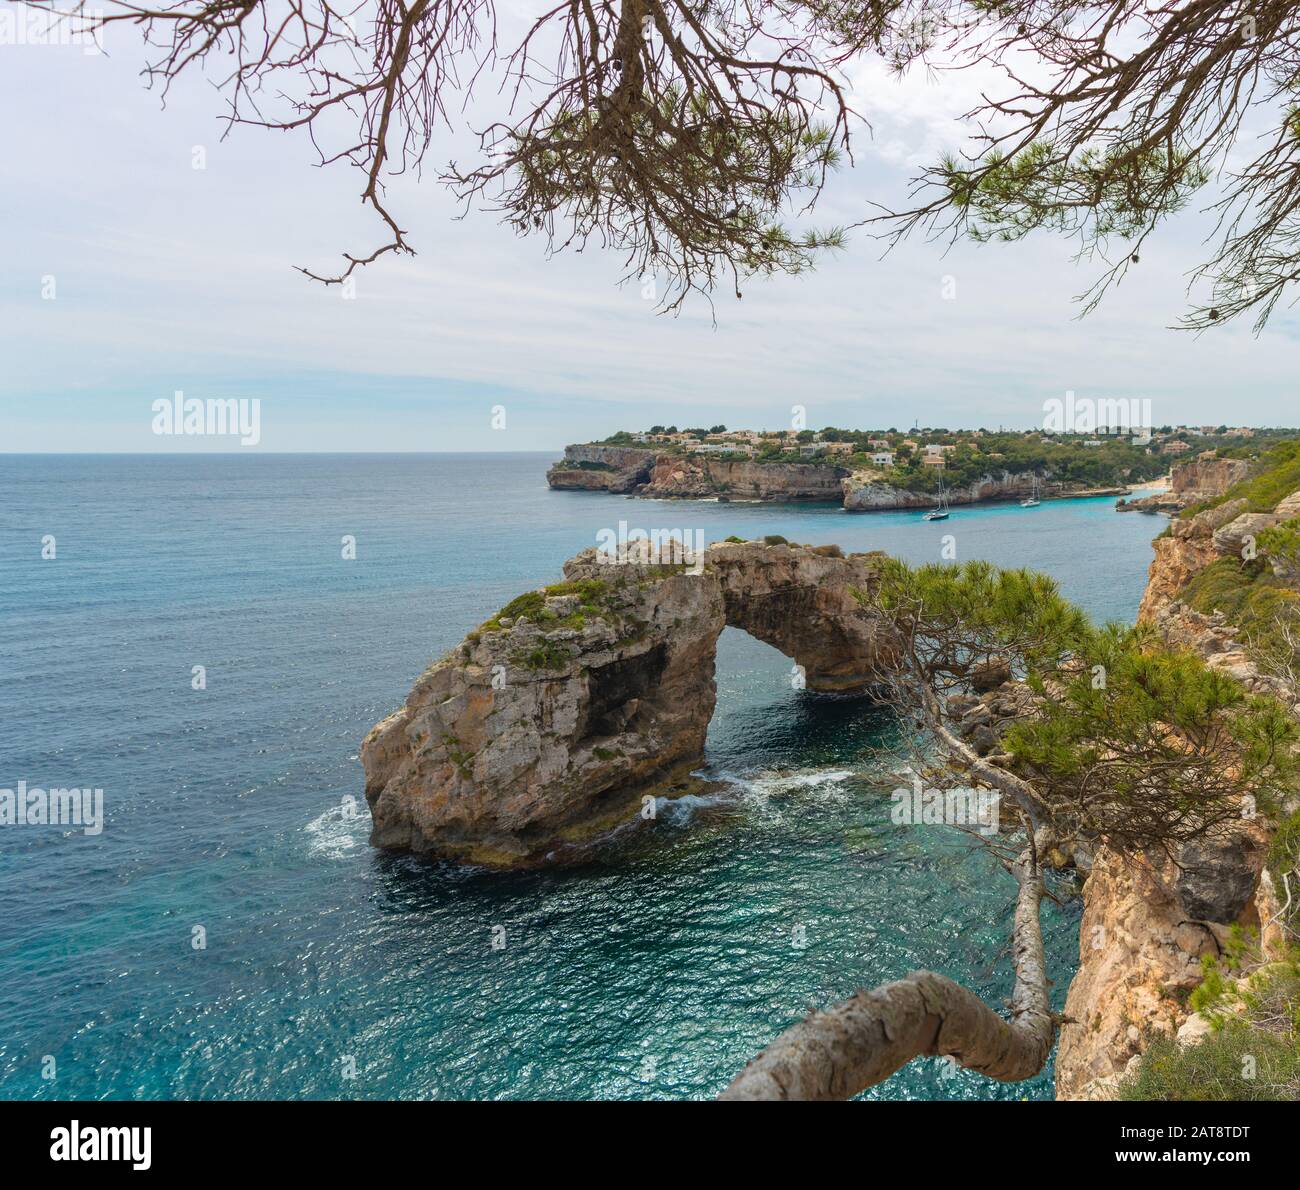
[547,444,849,501]
[1117,455,1250,513]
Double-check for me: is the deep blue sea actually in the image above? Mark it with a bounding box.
[0,454,1164,1100]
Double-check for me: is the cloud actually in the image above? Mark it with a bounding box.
[1,25,1297,451]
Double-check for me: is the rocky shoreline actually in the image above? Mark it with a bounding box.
[547,443,1129,510]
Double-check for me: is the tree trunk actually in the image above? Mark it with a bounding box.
[719,848,1054,1100]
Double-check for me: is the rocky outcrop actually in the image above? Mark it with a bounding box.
[362,540,895,865]
[1136,499,1248,622]
[1212,510,1280,557]
[1118,457,1250,513]
[546,445,658,492]
[1170,456,1251,498]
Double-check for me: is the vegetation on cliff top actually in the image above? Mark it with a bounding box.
[1173,439,1300,683]
[470,579,616,642]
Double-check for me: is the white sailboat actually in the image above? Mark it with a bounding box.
[1020,475,1041,508]
[923,476,950,521]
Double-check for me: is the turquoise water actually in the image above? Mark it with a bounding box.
[0,454,1163,1100]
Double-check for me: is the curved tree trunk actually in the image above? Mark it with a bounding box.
[719,848,1054,1100]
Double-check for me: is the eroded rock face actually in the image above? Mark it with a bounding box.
[1176,833,1261,923]
[362,540,893,865]
[642,456,848,500]
[1136,500,1248,623]
[708,541,891,691]
[1169,456,1251,498]
[1055,833,1270,1100]
[1212,511,1280,557]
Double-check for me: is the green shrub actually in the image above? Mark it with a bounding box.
[1258,516,1300,571]
[1119,1023,1300,1100]
[1180,558,1298,634]
[513,641,571,671]
[1123,950,1300,1100]
[479,580,614,634]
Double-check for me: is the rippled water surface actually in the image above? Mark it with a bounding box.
[0,454,1164,1099]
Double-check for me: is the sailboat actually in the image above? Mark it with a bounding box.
[1020,475,1041,508]
[923,476,950,521]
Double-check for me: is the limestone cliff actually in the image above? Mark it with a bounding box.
[1056,478,1300,1100]
[546,444,847,500]
[1170,456,1252,498]
[642,455,849,500]
[1119,456,1250,513]
[1055,836,1271,1099]
[362,540,894,865]
[549,445,1131,508]
[1135,499,1247,622]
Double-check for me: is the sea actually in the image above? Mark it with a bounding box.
[0,453,1165,1100]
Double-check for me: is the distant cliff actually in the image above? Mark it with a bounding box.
[1170,455,1252,496]
[643,454,848,500]
[548,445,1126,508]
[547,443,847,500]
[546,445,658,492]
[1117,455,1250,513]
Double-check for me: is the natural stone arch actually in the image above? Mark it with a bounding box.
[361,539,894,866]
[709,540,890,692]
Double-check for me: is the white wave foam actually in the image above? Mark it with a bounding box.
[305,799,370,858]
[716,766,858,819]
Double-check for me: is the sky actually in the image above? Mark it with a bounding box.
[1,6,1298,452]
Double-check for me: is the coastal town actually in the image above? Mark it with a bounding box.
[602,423,1267,465]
